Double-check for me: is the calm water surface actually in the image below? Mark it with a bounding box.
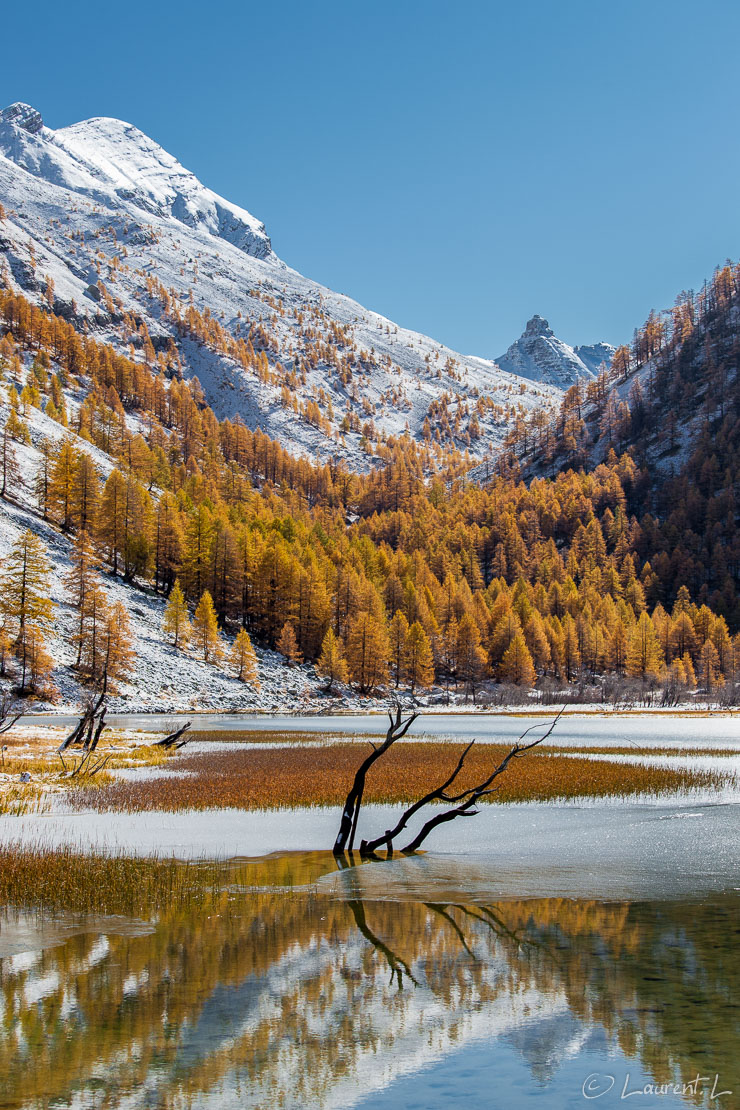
[20,711,740,749]
[0,852,737,1110]
[3,713,738,1107]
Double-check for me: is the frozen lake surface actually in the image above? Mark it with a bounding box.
[19,710,740,748]
[2,795,738,902]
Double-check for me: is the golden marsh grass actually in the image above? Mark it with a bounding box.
[68,742,728,813]
[0,843,231,915]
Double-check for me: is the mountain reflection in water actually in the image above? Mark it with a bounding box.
[0,852,737,1109]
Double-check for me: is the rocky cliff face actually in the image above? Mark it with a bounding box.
[496,315,615,389]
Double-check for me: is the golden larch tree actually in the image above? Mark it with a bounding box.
[162,580,191,649]
[192,590,222,663]
[230,628,260,686]
[403,621,435,695]
[316,627,348,692]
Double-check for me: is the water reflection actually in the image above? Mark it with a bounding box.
[0,853,737,1109]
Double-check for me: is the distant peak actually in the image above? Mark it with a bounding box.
[1,102,44,134]
[524,315,553,338]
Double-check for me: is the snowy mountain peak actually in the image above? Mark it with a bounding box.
[0,104,272,260]
[0,100,562,466]
[524,315,554,339]
[496,316,614,389]
[1,102,44,134]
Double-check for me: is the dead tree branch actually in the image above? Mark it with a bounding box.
[155,722,192,749]
[333,705,417,855]
[335,708,563,857]
[58,693,106,753]
[399,709,564,853]
[360,740,476,856]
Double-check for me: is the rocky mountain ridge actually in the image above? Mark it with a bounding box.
[496,314,615,389]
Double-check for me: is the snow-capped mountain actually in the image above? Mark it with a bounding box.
[0,101,564,466]
[496,315,615,389]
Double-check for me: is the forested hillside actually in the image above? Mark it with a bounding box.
[0,268,738,708]
[500,263,740,628]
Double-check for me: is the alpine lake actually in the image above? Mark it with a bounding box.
[1,712,738,1110]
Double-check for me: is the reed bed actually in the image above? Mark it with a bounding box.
[185,729,361,745]
[68,742,727,813]
[0,785,47,816]
[0,843,232,915]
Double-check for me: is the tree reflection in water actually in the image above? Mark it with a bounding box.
[0,851,737,1109]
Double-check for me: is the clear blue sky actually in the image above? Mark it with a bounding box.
[2,0,739,355]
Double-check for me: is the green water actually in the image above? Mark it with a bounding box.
[0,853,737,1109]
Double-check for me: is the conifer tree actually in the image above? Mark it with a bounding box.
[34,437,54,519]
[162,579,191,649]
[182,505,214,601]
[77,583,109,685]
[498,631,536,686]
[1,417,21,499]
[100,601,135,692]
[456,613,488,699]
[64,530,102,667]
[345,612,389,694]
[316,627,348,692]
[523,612,551,672]
[607,618,629,675]
[277,621,302,665]
[403,621,435,694]
[626,611,663,680]
[153,494,184,595]
[192,590,222,663]
[5,406,30,444]
[47,437,79,532]
[14,624,56,697]
[560,614,581,681]
[681,651,697,688]
[698,640,722,695]
[230,628,260,686]
[72,453,100,535]
[670,612,697,661]
[387,610,409,687]
[0,530,54,638]
[97,468,127,575]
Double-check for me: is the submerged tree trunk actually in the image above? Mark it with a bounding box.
[335,709,564,856]
[333,706,418,855]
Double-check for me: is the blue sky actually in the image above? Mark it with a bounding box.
[2,0,739,355]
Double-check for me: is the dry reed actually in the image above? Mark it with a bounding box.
[68,742,727,813]
[0,843,230,915]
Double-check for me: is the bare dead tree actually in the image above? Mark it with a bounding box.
[63,748,111,779]
[57,692,106,753]
[336,709,563,857]
[333,705,418,855]
[155,721,192,749]
[0,692,21,737]
[360,740,476,857]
